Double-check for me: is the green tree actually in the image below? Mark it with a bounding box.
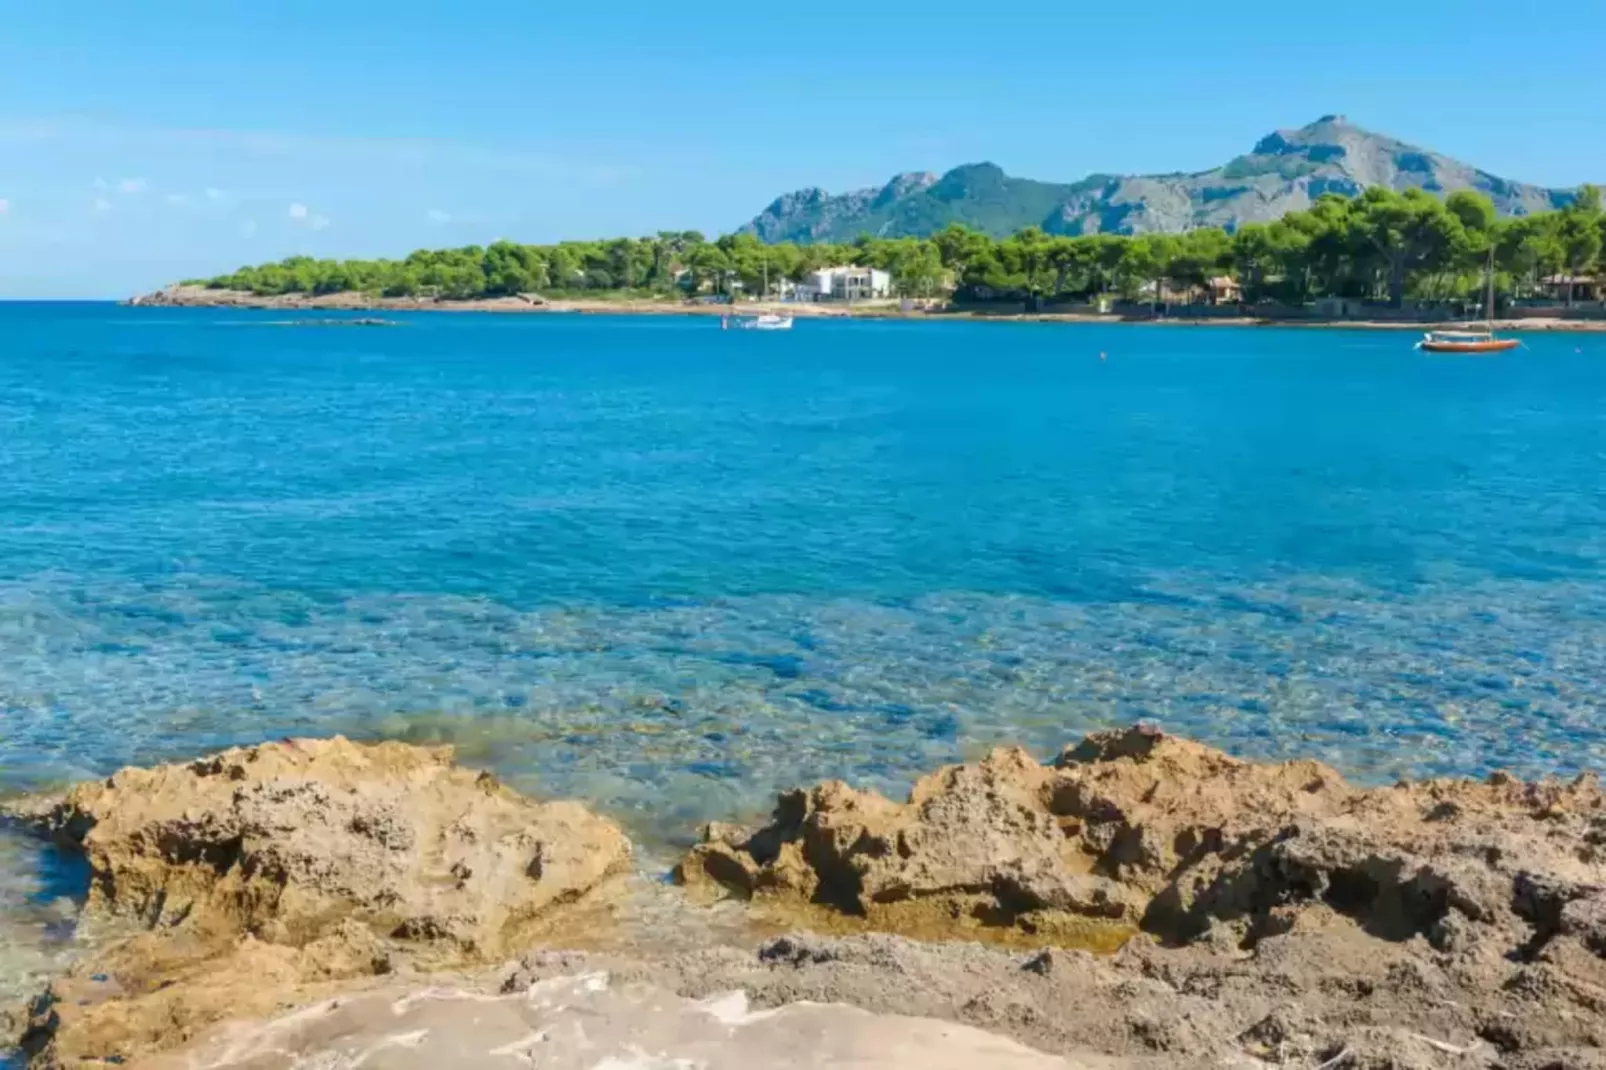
[932,223,993,279]
[1351,188,1465,306]
[1445,191,1498,294]
[1167,227,1232,300]
[683,244,732,295]
[1044,237,1083,297]
[1001,227,1051,298]
[1284,195,1356,299]
[201,183,1604,313]
[1495,216,1559,297]
[1445,190,1497,236]
[1121,234,1178,305]
[1555,186,1604,306]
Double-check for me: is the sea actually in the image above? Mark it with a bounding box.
[2,302,1605,1034]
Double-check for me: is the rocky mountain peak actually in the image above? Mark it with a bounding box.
[739,118,1575,243]
[874,171,939,208]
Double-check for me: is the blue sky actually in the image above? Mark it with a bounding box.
[2,0,1603,298]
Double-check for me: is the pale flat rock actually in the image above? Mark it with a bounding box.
[142,973,1099,1070]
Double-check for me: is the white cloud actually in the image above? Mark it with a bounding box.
[204,187,226,201]
[286,202,328,230]
[427,208,451,225]
[97,176,146,194]
[241,219,257,237]
[92,197,112,213]
[0,198,9,216]
[5,118,629,187]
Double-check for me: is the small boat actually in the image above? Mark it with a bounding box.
[733,259,794,330]
[1415,246,1517,353]
[739,313,793,331]
[1416,330,1519,354]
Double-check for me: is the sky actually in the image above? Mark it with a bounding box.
[2,0,1603,298]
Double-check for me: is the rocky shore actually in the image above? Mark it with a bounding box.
[1,737,631,1066]
[125,284,1606,332]
[4,728,1604,1068]
[126,284,868,318]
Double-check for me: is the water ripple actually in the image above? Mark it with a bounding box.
[2,307,1604,1022]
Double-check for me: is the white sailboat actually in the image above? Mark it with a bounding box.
[734,258,793,329]
[740,312,793,330]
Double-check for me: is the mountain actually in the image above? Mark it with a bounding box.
[740,116,1575,243]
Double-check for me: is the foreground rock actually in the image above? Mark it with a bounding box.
[7,737,630,1067]
[680,726,1606,1065]
[142,969,1097,1070]
[505,934,1500,1070]
[113,921,1606,1070]
[9,726,1606,1068]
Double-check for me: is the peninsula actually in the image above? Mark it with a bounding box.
[133,117,1606,328]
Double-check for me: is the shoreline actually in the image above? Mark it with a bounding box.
[128,285,1606,333]
[5,727,1605,1068]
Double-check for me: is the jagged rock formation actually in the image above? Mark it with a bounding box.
[5,737,630,1067]
[680,725,1606,951]
[8,727,1606,1069]
[679,726,1606,1064]
[741,115,1576,241]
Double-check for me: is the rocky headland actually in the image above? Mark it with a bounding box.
[4,727,1604,1069]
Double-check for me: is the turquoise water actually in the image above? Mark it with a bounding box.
[3,302,1606,1032]
[2,304,1605,832]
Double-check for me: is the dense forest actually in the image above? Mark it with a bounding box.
[203,185,1605,308]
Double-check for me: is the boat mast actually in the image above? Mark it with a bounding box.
[1486,242,1496,332]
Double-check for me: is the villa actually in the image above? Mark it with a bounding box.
[794,266,893,302]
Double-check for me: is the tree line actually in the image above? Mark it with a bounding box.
[203,185,1605,308]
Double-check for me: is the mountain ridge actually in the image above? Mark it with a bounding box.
[740,116,1577,243]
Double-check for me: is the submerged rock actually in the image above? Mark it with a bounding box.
[8,737,630,1067]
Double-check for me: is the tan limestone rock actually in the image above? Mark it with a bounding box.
[13,736,630,1067]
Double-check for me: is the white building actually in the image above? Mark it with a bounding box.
[795,266,892,302]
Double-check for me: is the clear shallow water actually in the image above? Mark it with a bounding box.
[3,306,1605,816]
[2,303,1605,1037]
[2,306,1605,828]
[0,830,84,1027]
